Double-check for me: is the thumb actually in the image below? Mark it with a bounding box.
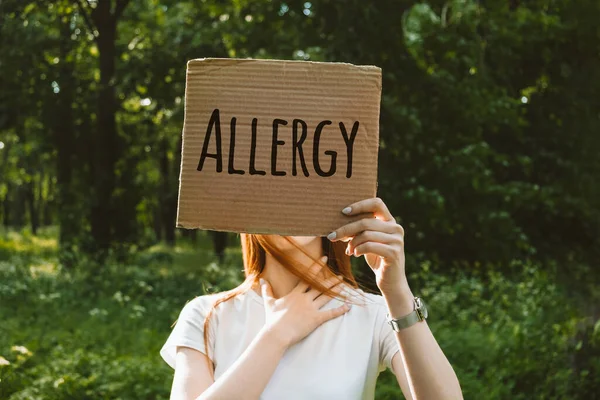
[365,253,379,270]
[260,278,274,302]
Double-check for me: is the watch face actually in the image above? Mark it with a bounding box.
[416,297,428,319]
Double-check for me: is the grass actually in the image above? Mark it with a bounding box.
[0,229,215,399]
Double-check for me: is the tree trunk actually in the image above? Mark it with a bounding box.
[211,232,228,263]
[160,136,177,246]
[153,209,162,241]
[1,143,11,228]
[13,120,27,229]
[85,0,130,253]
[112,153,138,249]
[2,184,11,228]
[42,173,54,226]
[53,17,78,250]
[181,228,197,243]
[13,186,26,228]
[25,178,38,235]
[89,2,118,252]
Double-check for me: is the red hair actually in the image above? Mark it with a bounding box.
[174,234,368,379]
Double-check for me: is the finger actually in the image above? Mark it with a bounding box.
[317,303,351,325]
[347,230,403,255]
[260,278,274,304]
[327,218,398,242]
[292,256,328,293]
[340,197,394,222]
[313,282,347,308]
[353,241,400,260]
[313,292,334,308]
[307,274,345,300]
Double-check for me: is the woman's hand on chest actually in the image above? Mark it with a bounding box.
[259,256,351,349]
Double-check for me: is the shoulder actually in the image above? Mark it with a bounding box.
[179,289,255,318]
[181,293,221,311]
[177,292,226,320]
[344,286,388,315]
[345,286,386,305]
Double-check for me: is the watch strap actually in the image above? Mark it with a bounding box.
[386,297,427,331]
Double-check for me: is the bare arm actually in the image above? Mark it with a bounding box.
[168,256,349,400]
[169,347,213,399]
[329,197,463,400]
[385,284,462,400]
[167,329,287,400]
[194,326,288,400]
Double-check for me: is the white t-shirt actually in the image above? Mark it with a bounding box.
[160,285,401,400]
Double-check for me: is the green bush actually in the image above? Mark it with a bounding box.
[1,233,598,399]
[401,261,600,399]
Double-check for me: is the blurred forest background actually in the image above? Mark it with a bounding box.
[1,0,599,399]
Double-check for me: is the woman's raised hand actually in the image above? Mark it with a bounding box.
[259,256,350,348]
[327,197,407,297]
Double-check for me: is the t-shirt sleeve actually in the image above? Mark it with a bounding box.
[159,295,218,370]
[378,301,401,372]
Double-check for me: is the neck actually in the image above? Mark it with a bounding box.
[253,237,324,299]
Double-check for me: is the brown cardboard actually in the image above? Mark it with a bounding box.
[176,58,381,236]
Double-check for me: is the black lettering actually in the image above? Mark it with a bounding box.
[339,121,359,178]
[249,118,266,175]
[271,119,287,176]
[313,120,337,177]
[292,119,310,177]
[197,108,222,172]
[227,117,245,175]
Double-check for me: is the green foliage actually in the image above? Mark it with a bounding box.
[1,1,600,398]
[419,264,587,398]
[2,0,599,272]
[0,232,244,400]
[376,259,600,399]
[1,233,599,399]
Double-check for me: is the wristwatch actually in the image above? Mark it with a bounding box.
[386,297,428,332]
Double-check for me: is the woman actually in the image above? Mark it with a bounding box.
[160,197,463,399]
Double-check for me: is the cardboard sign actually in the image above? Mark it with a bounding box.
[176,58,381,236]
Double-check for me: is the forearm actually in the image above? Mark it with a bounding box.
[196,327,287,400]
[383,283,463,400]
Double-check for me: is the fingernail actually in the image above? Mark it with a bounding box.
[259,278,265,285]
[342,207,352,215]
[327,231,337,241]
[345,246,351,256]
[320,256,328,263]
